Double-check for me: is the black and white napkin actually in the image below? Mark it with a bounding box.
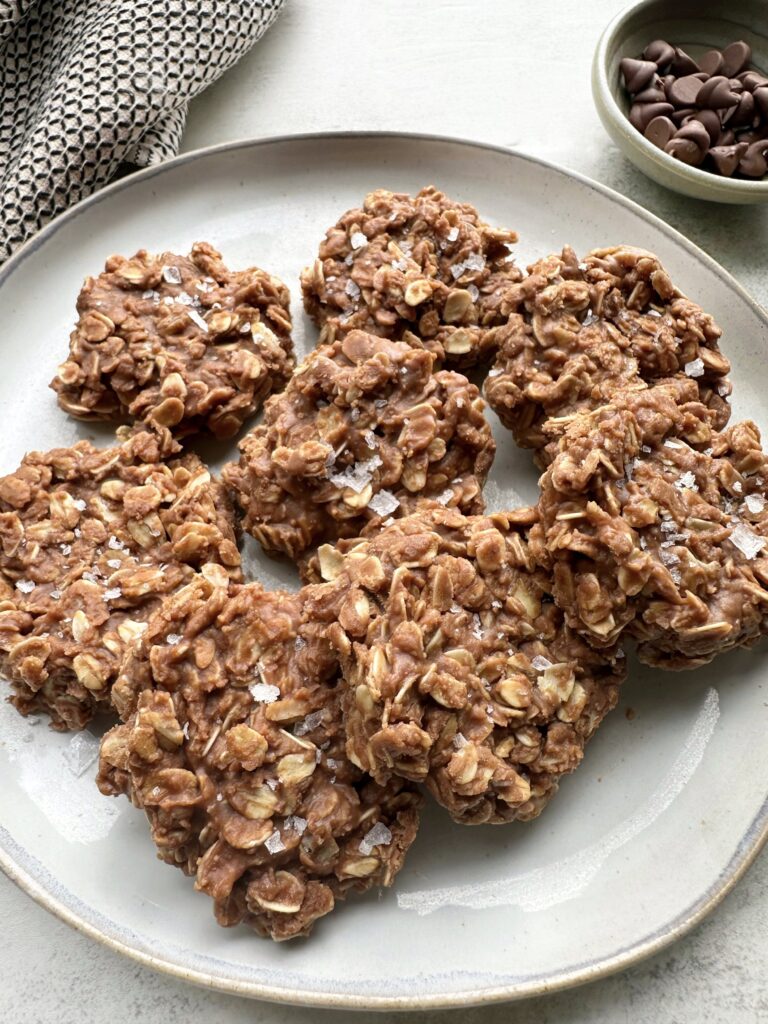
[0,0,284,262]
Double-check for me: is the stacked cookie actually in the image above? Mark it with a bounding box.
[3,187,762,943]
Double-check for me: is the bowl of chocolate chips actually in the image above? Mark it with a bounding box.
[593,0,768,202]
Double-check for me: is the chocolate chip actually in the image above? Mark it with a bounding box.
[735,127,768,145]
[671,107,698,127]
[629,101,674,132]
[739,138,768,177]
[620,57,657,94]
[730,91,756,128]
[754,86,768,120]
[633,76,667,103]
[699,50,724,76]
[667,74,705,108]
[643,39,676,69]
[697,75,741,110]
[721,40,752,78]
[739,71,768,92]
[685,108,721,145]
[665,137,705,166]
[709,142,749,177]
[644,115,676,149]
[670,47,700,76]
[716,128,737,146]
[674,121,711,152]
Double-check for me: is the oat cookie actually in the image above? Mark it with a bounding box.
[534,377,768,667]
[99,574,421,941]
[222,329,495,560]
[301,187,520,366]
[51,242,294,440]
[485,245,731,465]
[309,506,624,825]
[0,431,241,730]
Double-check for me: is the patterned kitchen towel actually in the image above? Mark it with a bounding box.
[0,0,284,262]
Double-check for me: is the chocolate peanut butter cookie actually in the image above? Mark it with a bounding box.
[51,242,294,440]
[534,377,768,667]
[309,505,624,825]
[99,574,421,941]
[301,187,520,366]
[222,330,495,560]
[485,245,731,465]
[0,431,240,729]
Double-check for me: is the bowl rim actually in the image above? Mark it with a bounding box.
[593,0,768,197]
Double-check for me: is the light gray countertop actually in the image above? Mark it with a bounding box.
[2,2,767,1021]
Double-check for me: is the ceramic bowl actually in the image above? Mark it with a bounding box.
[592,0,768,203]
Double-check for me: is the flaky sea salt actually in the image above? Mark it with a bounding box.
[345,279,361,300]
[162,265,182,285]
[15,579,34,594]
[583,311,599,327]
[453,733,468,750]
[107,559,122,569]
[664,439,683,449]
[285,816,307,835]
[166,633,182,646]
[294,710,324,737]
[467,283,480,301]
[435,488,454,506]
[368,489,400,517]
[73,498,87,511]
[350,231,367,250]
[359,822,393,856]
[446,226,459,242]
[265,831,285,855]
[729,522,766,560]
[450,252,485,279]
[64,732,100,778]
[60,543,72,555]
[50,589,61,600]
[675,471,697,491]
[329,454,382,494]
[249,681,280,703]
[187,308,208,332]
[294,636,307,651]
[684,358,705,379]
[471,615,483,640]
[531,654,553,671]
[104,588,122,602]
[487,367,502,378]
[108,536,125,550]
[745,494,766,515]
[733,481,743,494]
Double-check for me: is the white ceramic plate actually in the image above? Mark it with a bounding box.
[1,133,767,1011]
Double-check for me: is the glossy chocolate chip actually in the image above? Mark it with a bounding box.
[739,138,768,177]
[634,76,667,103]
[716,128,737,146]
[697,75,741,110]
[665,137,705,166]
[686,108,721,144]
[667,74,706,107]
[620,57,657,94]
[740,71,768,92]
[730,91,756,127]
[709,142,749,176]
[671,106,698,126]
[643,39,676,68]
[674,121,711,151]
[629,101,674,132]
[644,115,676,149]
[754,85,768,120]
[670,47,700,76]
[721,40,752,77]
[699,50,724,76]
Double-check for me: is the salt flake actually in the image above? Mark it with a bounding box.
[15,579,34,594]
[187,308,208,333]
[294,710,324,737]
[162,265,182,285]
[531,655,553,671]
[684,358,705,379]
[64,732,100,777]
[745,494,766,515]
[285,815,307,835]
[166,633,182,646]
[368,489,400,517]
[249,681,280,703]
[350,231,367,250]
[675,471,697,491]
[359,822,393,856]
[729,523,766,560]
[265,830,285,855]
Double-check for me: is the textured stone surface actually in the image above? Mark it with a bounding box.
[3,0,767,1020]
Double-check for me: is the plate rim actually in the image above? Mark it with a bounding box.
[1,129,767,1010]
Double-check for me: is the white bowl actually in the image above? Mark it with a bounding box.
[592,0,768,203]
